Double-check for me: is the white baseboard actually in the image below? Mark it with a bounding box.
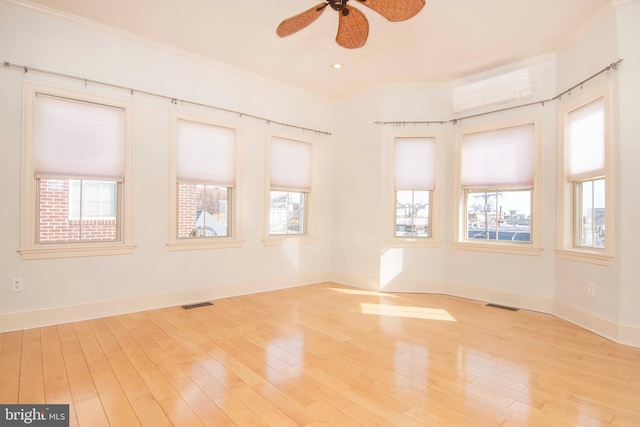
[328,271,445,294]
[381,279,446,294]
[328,271,381,291]
[445,281,555,314]
[553,299,640,347]
[0,273,326,333]
[618,322,640,347]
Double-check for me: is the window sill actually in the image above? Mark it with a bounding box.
[167,238,244,251]
[387,238,442,248]
[19,244,136,260]
[556,249,613,266]
[452,241,542,256]
[263,235,317,246]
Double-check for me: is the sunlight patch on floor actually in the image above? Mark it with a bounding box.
[360,303,456,321]
[327,287,398,298]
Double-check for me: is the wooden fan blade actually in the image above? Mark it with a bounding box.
[355,0,426,22]
[336,6,369,49]
[276,3,327,37]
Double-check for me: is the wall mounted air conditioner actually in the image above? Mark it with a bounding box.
[452,68,533,113]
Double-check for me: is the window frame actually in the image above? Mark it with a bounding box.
[386,131,442,247]
[167,111,243,251]
[19,82,135,259]
[264,131,317,245]
[453,115,542,255]
[556,85,613,265]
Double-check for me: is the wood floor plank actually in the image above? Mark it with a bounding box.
[0,331,22,402]
[74,396,109,427]
[157,396,206,427]
[18,328,44,403]
[42,351,73,403]
[60,340,97,402]
[40,325,62,356]
[2,282,639,426]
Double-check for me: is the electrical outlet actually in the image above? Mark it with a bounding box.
[587,281,595,297]
[11,278,24,293]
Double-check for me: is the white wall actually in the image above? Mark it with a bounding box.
[615,0,640,343]
[330,87,385,288]
[0,1,334,330]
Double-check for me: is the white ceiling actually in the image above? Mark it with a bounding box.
[22,0,610,99]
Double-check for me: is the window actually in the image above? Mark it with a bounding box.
[558,93,611,264]
[394,137,435,238]
[267,135,314,240]
[568,99,606,249]
[455,119,541,254]
[20,83,134,259]
[168,114,241,250]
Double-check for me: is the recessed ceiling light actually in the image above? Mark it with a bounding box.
[333,63,343,69]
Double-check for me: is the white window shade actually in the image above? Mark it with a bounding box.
[395,137,435,191]
[34,94,124,179]
[462,124,534,188]
[271,137,311,192]
[568,99,605,180]
[176,120,235,186]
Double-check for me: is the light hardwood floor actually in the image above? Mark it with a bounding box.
[1,282,639,426]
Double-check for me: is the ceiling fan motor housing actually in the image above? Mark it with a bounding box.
[328,0,350,15]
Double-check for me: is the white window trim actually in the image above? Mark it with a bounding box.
[167,111,243,251]
[19,82,135,260]
[386,129,443,248]
[453,114,543,255]
[556,84,614,266]
[263,131,317,246]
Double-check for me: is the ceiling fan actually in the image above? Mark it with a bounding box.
[276,0,426,49]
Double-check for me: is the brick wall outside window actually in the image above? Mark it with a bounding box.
[39,179,116,242]
[178,183,199,238]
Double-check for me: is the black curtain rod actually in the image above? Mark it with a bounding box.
[2,61,332,136]
[375,58,623,127]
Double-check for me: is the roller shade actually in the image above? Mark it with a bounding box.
[176,119,235,186]
[270,137,311,192]
[461,124,534,188]
[568,99,605,180]
[395,137,435,191]
[34,94,124,180]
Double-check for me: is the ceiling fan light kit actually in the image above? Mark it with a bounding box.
[276,0,426,49]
